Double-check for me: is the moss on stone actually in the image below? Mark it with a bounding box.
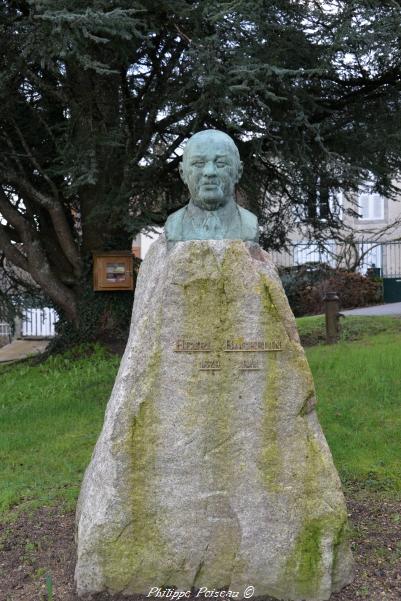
[79,240,352,596]
[257,275,285,493]
[285,518,324,597]
[292,352,316,417]
[331,520,351,590]
[303,431,326,495]
[99,342,172,592]
[258,275,284,348]
[259,355,282,493]
[259,276,280,317]
[276,424,349,597]
[178,243,243,585]
[283,511,348,599]
[256,269,349,596]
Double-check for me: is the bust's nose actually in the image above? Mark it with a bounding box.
[203,161,217,177]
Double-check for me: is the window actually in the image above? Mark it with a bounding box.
[294,240,336,266]
[358,191,384,220]
[293,181,343,223]
[357,243,382,274]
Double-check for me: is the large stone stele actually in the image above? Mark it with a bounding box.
[75,238,353,601]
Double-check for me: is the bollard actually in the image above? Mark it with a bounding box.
[324,291,341,344]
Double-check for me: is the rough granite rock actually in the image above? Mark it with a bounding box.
[75,238,353,600]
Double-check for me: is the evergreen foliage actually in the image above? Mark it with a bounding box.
[1,0,401,336]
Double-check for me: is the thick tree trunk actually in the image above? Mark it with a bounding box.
[67,62,127,253]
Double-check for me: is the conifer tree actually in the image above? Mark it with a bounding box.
[1,1,400,336]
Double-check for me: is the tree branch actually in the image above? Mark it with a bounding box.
[1,170,82,276]
[0,225,29,273]
[0,188,78,323]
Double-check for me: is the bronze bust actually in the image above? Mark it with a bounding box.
[165,130,258,242]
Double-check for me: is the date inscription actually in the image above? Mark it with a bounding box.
[200,360,221,371]
[174,337,282,371]
[240,359,261,371]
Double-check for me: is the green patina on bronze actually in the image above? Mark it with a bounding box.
[165,130,258,242]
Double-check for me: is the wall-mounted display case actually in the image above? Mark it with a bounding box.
[92,251,134,291]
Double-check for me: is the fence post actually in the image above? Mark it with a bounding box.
[14,316,22,340]
[324,292,341,344]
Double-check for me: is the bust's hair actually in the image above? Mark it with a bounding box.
[182,129,241,169]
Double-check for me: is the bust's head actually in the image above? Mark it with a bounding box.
[179,130,243,211]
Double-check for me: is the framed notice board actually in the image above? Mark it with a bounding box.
[92,251,134,291]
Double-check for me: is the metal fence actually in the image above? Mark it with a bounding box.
[271,240,401,277]
[0,322,11,347]
[0,322,11,337]
[22,307,58,338]
[381,241,401,278]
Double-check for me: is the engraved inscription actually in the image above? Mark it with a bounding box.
[240,359,261,371]
[174,339,212,352]
[225,340,282,352]
[199,359,221,371]
[173,337,283,354]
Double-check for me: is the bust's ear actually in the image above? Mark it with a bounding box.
[236,161,244,183]
[179,161,187,185]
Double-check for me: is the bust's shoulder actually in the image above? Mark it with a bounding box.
[165,206,187,240]
[238,205,258,223]
[166,206,187,224]
[237,206,259,241]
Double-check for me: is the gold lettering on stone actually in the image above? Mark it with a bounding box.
[225,340,282,352]
[199,359,221,371]
[174,339,212,352]
[240,359,261,371]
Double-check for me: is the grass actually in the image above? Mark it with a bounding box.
[297,314,401,346]
[307,330,401,491]
[0,318,400,518]
[0,345,119,515]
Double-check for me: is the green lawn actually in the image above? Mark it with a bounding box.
[308,332,401,491]
[0,346,120,514]
[297,314,401,346]
[0,319,400,516]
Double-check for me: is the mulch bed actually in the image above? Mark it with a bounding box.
[1,493,400,601]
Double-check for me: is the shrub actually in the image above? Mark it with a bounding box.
[318,271,382,311]
[279,263,382,316]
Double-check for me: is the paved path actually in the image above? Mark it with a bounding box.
[0,339,49,363]
[343,302,401,316]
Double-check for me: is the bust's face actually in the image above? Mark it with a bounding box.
[179,132,243,211]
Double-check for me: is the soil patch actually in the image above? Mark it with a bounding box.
[1,493,400,600]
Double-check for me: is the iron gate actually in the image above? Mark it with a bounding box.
[22,307,58,338]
